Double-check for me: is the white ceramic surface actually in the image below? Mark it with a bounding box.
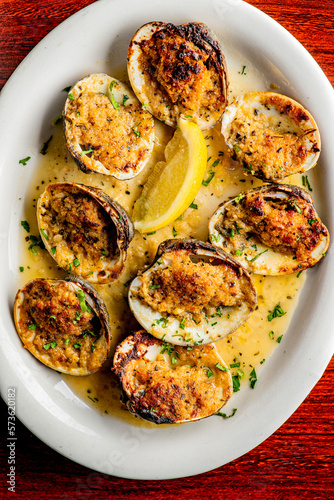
[0,0,333,480]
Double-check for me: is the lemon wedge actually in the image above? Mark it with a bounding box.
[133,118,207,233]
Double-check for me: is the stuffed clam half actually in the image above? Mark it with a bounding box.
[37,182,134,283]
[221,91,321,182]
[63,73,154,179]
[113,330,233,424]
[14,277,111,375]
[209,184,329,275]
[128,239,257,346]
[127,21,228,129]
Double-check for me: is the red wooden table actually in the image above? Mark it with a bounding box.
[1,1,333,498]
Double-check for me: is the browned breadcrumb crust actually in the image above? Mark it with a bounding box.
[228,94,320,181]
[16,280,104,373]
[133,249,252,324]
[138,22,226,121]
[217,190,327,264]
[113,330,232,424]
[40,184,118,269]
[65,92,152,175]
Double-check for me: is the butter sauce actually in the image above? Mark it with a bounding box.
[17,60,308,426]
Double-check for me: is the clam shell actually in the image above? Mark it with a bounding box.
[209,184,329,275]
[221,91,321,182]
[113,330,232,424]
[128,239,257,346]
[37,182,134,283]
[127,22,228,129]
[63,73,154,179]
[13,276,111,375]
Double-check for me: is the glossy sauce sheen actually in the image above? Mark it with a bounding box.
[18,61,307,426]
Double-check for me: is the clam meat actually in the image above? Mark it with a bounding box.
[209,184,329,275]
[37,182,134,283]
[113,330,233,424]
[14,277,111,375]
[127,21,228,129]
[128,239,257,346]
[221,91,321,182]
[63,73,154,179]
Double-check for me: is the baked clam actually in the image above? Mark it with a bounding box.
[113,330,232,424]
[37,182,134,283]
[14,277,111,375]
[63,73,154,179]
[209,184,329,275]
[221,91,321,182]
[127,21,228,129]
[128,239,257,346]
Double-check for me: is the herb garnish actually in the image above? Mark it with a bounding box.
[109,81,120,110]
[123,94,130,106]
[267,303,286,321]
[216,408,237,418]
[40,228,49,241]
[80,149,93,156]
[19,156,31,166]
[202,171,215,186]
[21,220,30,233]
[216,362,229,372]
[249,367,257,389]
[40,136,53,155]
[245,248,268,262]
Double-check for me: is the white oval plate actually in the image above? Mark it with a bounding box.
[0,0,333,480]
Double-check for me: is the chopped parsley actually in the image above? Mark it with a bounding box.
[172,227,178,237]
[234,193,244,204]
[202,171,215,186]
[40,136,53,155]
[205,367,214,378]
[28,235,45,255]
[43,341,57,350]
[40,228,49,241]
[122,94,130,106]
[276,335,283,344]
[210,233,221,243]
[19,156,31,166]
[189,202,198,209]
[267,303,286,322]
[80,149,93,156]
[216,408,237,418]
[77,289,89,314]
[179,318,186,330]
[19,266,24,272]
[155,317,169,328]
[109,81,120,110]
[21,220,30,233]
[216,362,229,372]
[249,367,257,389]
[302,175,313,192]
[132,125,141,138]
[28,324,37,330]
[244,248,268,262]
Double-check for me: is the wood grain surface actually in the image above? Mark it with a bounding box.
[1,1,333,498]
